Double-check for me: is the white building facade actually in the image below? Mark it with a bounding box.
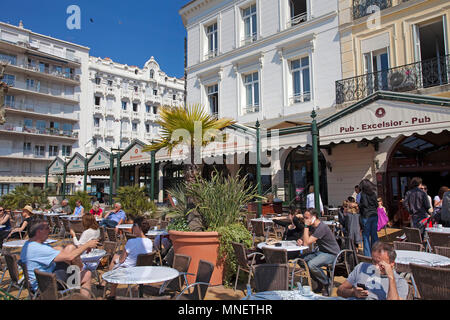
[0,21,89,195]
[85,56,185,153]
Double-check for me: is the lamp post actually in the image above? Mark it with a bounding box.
[110,148,123,205]
[150,141,156,201]
[83,153,93,192]
[256,120,262,218]
[311,109,321,217]
[45,166,49,190]
[62,157,68,198]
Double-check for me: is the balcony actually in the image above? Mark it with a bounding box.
[352,0,392,20]
[335,54,450,105]
[121,89,131,99]
[132,112,140,120]
[120,109,131,119]
[0,124,78,140]
[94,85,104,95]
[204,49,218,61]
[93,127,103,137]
[287,13,308,28]
[105,87,115,97]
[4,102,78,123]
[144,113,155,122]
[93,106,104,116]
[7,80,79,104]
[105,108,115,117]
[289,92,311,105]
[241,34,257,47]
[121,131,131,139]
[243,104,260,114]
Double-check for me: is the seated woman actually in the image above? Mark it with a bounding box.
[70,213,100,247]
[73,200,85,217]
[0,205,34,247]
[0,207,11,232]
[89,202,103,217]
[105,217,153,299]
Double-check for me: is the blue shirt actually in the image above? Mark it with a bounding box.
[356,193,361,204]
[107,209,126,223]
[20,241,60,291]
[74,205,84,216]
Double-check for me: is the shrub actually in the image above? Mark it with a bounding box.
[114,185,156,220]
[69,191,93,213]
[0,186,50,210]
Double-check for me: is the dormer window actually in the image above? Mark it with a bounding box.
[150,70,154,79]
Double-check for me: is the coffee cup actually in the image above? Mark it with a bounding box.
[302,286,312,296]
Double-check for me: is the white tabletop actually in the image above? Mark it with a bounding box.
[146,230,169,237]
[251,218,273,223]
[81,249,106,263]
[426,227,450,234]
[102,266,179,285]
[3,239,57,248]
[243,290,344,300]
[395,250,450,267]
[257,241,309,252]
[321,220,340,226]
[116,224,133,230]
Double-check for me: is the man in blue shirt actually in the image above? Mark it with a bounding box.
[99,202,127,230]
[20,218,98,298]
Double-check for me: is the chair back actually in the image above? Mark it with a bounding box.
[246,213,256,229]
[99,226,106,243]
[356,254,372,264]
[17,261,34,299]
[262,247,288,264]
[46,216,55,231]
[62,218,71,232]
[406,283,415,300]
[393,241,423,252]
[434,246,450,258]
[136,252,156,266]
[103,241,118,257]
[34,269,59,300]
[191,259,214,300]
[427,232,450,250]
[167,254,191,291]
[125,233,136,241]
[69,220,84,234]
[146,219,159,229]
[403,227,422,244]
[251,220,265,237]
[106,227,117,242]
[410,263,450,300]
[232,242,251,269]
[253,263,289,292]
[4,253,20,283]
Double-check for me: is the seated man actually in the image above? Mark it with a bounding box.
[104,217,153,299]
[272,210,304,241]
[337,241,408,300]
[296,209,341,296]
[99,202,126,230]
[20,218,98,298]
[60,199,72,215]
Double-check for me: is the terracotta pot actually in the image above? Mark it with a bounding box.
[169,230,223,286]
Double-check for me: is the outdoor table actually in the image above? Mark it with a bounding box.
[81,248,106,263]
[251,218,273,224]
[426,227,450,234]
[116,224,133,230]
[321,220,340,226]
[146,230,169,237]
[102,266,180,297]
[242,289,345,300]
[257,241,309,253]
[2,239,57,248]
[395,250,450,269]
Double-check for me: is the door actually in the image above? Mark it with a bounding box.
[364,48,389,93]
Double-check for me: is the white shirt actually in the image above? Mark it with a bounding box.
[73,228,100,246]
[122,237,153,268]
[434,195,442,208]
[306,193,324,213]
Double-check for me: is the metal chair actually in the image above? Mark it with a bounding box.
[325,249,354,296]
[393,241,424,252]
[175,259,214,300]
[231,242,264,291]
[253,263,289,292]
[409,263,450,300]
[17,260,37,300]
[3,252,24,298]
[434,246,450,258]
[427,232,450,252]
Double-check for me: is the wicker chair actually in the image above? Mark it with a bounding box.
[61,218,71,238]
[106,227,118,242]
[403,227,423,244]
[136,252,156,267]
[245,213,257,231]
[69,220,84,239]
[356,254,373,264]
[3,252,24,298]
[409,263,450,300]
[253,263,289,292]
[175,259,214,300]
[231,242,264,291]
[98,226,106,244]
[250,220,268,246]
[101,241,118,267]
[393,241,424,252]
[142,253,192,297]
[125,233,136,241]
[434,246,450,258]
[147,219,159,229]
[17,261,37,300]
[427,232,450,251]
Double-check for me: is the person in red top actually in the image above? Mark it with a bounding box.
[89,202,103,217]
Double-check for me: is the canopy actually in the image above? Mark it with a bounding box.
[120,139,151,167]
[48,157,65,175]
[66,152,86,174]
[87,147,112,171]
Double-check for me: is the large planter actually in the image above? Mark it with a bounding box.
[169,230,223,286]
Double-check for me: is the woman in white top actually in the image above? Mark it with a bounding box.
[106,217,153,299]
[70,213,100,246]
[306,185,324,215]
[434,186,449,213]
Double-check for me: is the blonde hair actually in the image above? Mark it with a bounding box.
[92,202,100,211]
[348,202,359,214]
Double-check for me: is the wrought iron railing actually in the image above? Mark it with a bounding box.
[287,13,308,28]
[289,92,311,105]
[353,0,392,19]
[336,54,450,104]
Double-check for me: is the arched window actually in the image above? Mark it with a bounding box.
[150,70,154,79]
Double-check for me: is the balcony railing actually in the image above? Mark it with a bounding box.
[93,106,104,115]
[0,59,79,82]
[0,124,78,138]
[241,33,257,46]
[204,49,218,60]
[287,13,308,28]
[336,54,450,104]
[243,104,259,114]
[289,92,311,105]
[5,80,78,101]
[353,0,392,20]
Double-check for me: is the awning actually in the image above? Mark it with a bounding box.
[120,139,151,167]
[66,152,86,174]
[201,125,256,158]
[48,157,65,175]
[87,147,112,171]
[318,91,450,145]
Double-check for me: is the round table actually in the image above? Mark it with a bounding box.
[251,218,273,224]
[395,250,450,268]
[81,248,106,263]
[243,290,345,300]
[321,220,340,226]
[146,230,169,237]
[2,239,57,248]
[426,227,450,234]
[116,224,133,230]
[257,241,309,253]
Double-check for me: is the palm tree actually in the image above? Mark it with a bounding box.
[143,103,235,183]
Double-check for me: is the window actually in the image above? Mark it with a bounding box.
[4,95,14,108]
[94,96,101,106]
[288,0,308,27]
[49,145,58,157]
[54,65,63,75]
[24,119,33,128]
[152,106,158,114]
[122,101,127,110]
[107,80,113,86]
[64,67,73,79]
[132,122,138,132]
[34,145,45,157]
[1,74,15,86]
[363,48,389,92]
[290,57,311,104]
[133,103,138,112]
[145,123,150,133]
[62,145,72,157]
[94,117,100,127]
[206,23,218,59]
[26,78,36,90]
[150,70,154,79]
[243,72,259,113]
[207,84,218,116]
[50,121,60,133]
[242,4,257,45]
[134,86,138,93]
[23,142,31,153]
[92,138,97,148]
[145,105,151,113]
[39,62,49,74]
[36,120,46,133]
[62,123,73,135]
[95,77,101,85]
[0,52,17,65]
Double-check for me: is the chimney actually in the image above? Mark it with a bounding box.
[19,20,24,28]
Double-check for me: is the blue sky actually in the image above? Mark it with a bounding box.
[0,0,188,78]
